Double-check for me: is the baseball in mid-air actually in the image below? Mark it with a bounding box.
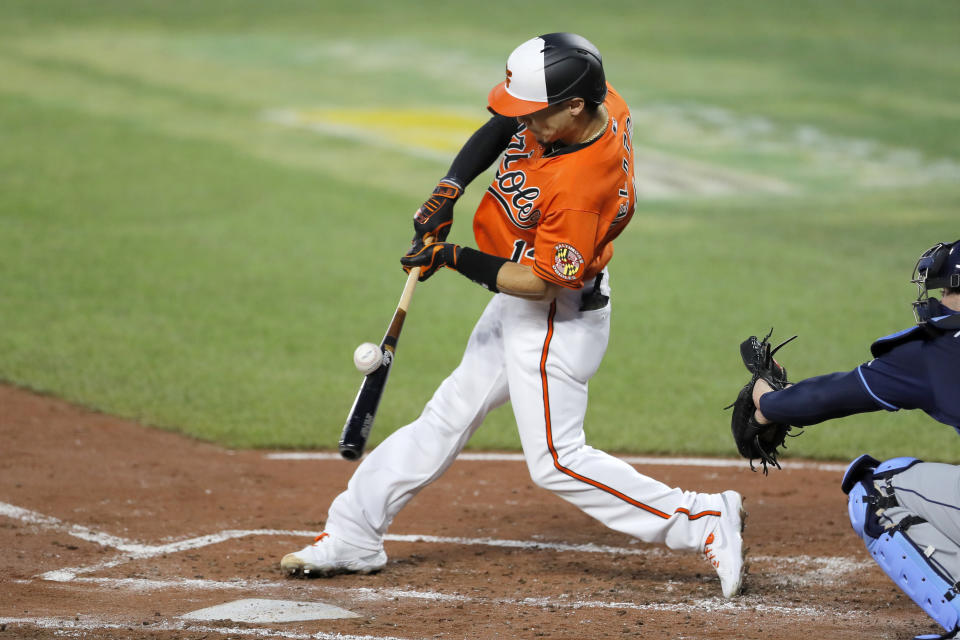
[353,342,383,375]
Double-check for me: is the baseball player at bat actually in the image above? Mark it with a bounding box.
[731,240,960,639]
[281,33,746,598]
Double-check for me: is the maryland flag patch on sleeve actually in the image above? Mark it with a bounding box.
[552,243,584,281]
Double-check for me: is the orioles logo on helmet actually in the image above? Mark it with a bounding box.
[552,243,584,281]
[505,67,513,88]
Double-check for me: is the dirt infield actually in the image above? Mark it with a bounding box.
[0,383,939,639]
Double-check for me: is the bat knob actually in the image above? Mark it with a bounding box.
[339,441,364,461]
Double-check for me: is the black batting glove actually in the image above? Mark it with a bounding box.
[412,178,462,249]
[401,242,461,282]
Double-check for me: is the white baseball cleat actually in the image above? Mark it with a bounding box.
[281,532,387,577]
[703,490,747,598]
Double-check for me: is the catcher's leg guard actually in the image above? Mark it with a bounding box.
[870,529,960,639]
[845,456,960,639]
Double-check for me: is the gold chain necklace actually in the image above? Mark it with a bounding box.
[543,115,610,157]
[583,116,609,144]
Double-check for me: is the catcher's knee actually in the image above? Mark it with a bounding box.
[843,455,960,637]
[843,454,922,542]
[841,454,921,495]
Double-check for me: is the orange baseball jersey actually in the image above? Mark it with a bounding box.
[473,84,636,289]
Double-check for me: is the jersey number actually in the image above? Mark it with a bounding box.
[510,239,535,262]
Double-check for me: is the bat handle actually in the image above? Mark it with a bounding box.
[396,265,420,315]
[396,234,434,315]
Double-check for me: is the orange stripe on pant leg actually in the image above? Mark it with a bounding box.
[538,300,721,521]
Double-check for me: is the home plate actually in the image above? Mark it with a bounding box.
[181,598,360,622]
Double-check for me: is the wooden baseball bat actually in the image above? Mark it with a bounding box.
[338,239,431,460]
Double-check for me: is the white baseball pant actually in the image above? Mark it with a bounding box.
[326,271,725,553]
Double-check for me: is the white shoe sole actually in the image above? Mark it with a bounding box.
[280,552,386,578]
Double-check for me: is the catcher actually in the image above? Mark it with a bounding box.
[729,240,960,640]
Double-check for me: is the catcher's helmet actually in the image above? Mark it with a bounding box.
[911,239,960,323]
[488,32,607,117]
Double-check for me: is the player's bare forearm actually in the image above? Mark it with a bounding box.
[752,378,774,424]
[752,379,799,424]
[495,262,561,300]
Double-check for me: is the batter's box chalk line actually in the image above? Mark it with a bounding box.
[2,498,873,625]
[1,499,862,583]
[0,616,410,640]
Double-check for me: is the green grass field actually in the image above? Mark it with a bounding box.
[1,1,958,461]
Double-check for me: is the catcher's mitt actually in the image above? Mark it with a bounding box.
[726,329,798,474]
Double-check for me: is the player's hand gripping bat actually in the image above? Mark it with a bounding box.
[338,237,432,460]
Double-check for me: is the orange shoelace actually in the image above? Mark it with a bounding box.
[703,532,719,568]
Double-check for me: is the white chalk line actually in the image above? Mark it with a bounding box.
[0,499,878,634]
[0,580,875,640]
[53,578,864,619]
[0,617,411,640]
[2,500,864,583]
[265,451,849,472]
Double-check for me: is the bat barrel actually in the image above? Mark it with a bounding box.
[338,252,425,461]
[338,354,392,461]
